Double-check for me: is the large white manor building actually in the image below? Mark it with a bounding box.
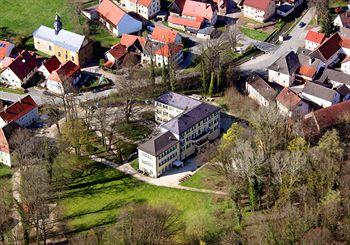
[138,92,221,178]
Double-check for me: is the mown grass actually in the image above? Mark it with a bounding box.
[0,0,119,47]
[180,165,227,191]
[239,26,270,41]
[116,122,152,142]
[0,164,12,185]
[58,162,224,233]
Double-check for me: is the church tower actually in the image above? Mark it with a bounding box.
[54,15,62,35]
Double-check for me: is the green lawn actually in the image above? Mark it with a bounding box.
[181,165,227,192]
[239,26,270,41]
[130,158,139,170]
[58,162,226,234]
[0,0,119,47]
[116,122,152,142]
[0,164,12,185]
[0,87,25,94]
[329,0,348,7]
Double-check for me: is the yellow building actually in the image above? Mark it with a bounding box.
[33,16,93,66]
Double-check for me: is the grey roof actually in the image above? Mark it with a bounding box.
[161,102,220,135]
[197,27,215,35]
[302,82,338,102]
[269,51,300,75]
[318,68,350,85]
[156,92,201,110]
[138,131,178,156]
[33,25,87,52]
[297,47,311,56]
[247,73,276,101]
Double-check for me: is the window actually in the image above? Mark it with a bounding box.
[58,52,61,57]
[65,54,68,59]
[72,56,74,61]
[49,45,52,51]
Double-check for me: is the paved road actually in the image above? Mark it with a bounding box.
[238,7,316,73]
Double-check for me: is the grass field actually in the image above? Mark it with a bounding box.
[239,26,270,41]
[0,164,12,185]
[0,0,119,47]
[58,162,227,234]
[329,0,348,7]
[180,165,227,192]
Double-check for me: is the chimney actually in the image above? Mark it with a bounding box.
[4,105,7,113]
[18,97,22,103]
[309,58,314,65]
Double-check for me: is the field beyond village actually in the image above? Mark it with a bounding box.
[0,0,118,47]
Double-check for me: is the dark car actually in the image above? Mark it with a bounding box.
[299,22,306,28]
[92,88,100,93]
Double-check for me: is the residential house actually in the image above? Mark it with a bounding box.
[142,41,183,67]
[296,48,322,82]
[246,73,277,107]
[121,0,161,19]
[0,122,21,167]
[96,0,142,37]
[317,68,350,88]
[304,30,326,51]
[154,92,201,123]
[334,11,350,29]
[168,0,217,31]
[120,34,146,52]
[104,43,129,68]
[38,56,61,79]
[138,93,220,178]
[150,26,182,45]
[268,51,300,87]
[46,60,82,94]
[0,95,39,128]
[0,50,38,88]
[33,16,93,67]
[0,41,15,68]
[276,87,309,117]
[301,82,340,108]
[303,99,350,136]
[243,0,276,22]
[336,84,350,101]
[155,44,183,67]
[277,0,304,17]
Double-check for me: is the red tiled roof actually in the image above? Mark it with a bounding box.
[341,36,350,49]
[104,60,115,68]
[155,44,183,57]
[303,100,350,135]
[0,95,38,124]
[243,0,273,11]
[7,50,38,81]
[168,15,203,29]
[0,41,14,60]
[42,56,61,73]
[137,0,152,7]
[310,33,342,62]
[151,26,180,44]
[182,0,215,21]
[97,0,126,25]
[298,65,317,78]
[48,60,81,83]
[305,30,325,44]
[276,88,301,110]
[108,43,128,60]
[120,34,146,48]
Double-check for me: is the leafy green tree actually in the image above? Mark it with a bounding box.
[201,59,208,94]
[321,11,335,37]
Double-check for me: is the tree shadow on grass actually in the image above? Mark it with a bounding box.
[60,198,147,234]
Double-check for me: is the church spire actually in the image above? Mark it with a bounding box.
[54,15,62,35]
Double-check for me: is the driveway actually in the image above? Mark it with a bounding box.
[238,7,316,73]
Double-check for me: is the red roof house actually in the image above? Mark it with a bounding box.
[243,0,276,22]
[0,95,38,127]
[38,56,61,78]
[151,26,182,44]
[182,0,216,23]
[0,41,15,61]
[96,0,142,37]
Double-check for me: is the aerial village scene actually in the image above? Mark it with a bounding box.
[1,0,350,244]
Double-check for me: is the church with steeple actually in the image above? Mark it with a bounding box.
[32,15,93,66]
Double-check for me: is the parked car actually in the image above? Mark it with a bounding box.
[299,21,306,28]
